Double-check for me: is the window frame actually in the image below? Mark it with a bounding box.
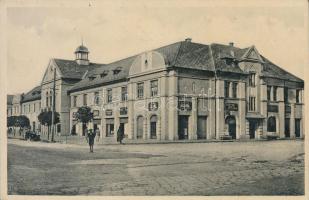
[232,82,237,98]
[249,73,256,87]
[137,82,144,99]
[121,86,128,101]
[83,94,87,106]
[150,80,158,97]
[224,81,230,98]
[107,89,113,103]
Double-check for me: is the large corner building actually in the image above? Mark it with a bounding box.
[7,39,305,142]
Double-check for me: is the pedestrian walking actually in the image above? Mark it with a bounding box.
[87,129,96,153]
[95,128,100,142]
[117,125,124,144]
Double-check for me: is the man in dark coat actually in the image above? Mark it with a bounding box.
[117,125,124,144]
[87,129,96,153]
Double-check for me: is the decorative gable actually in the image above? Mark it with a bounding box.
[41,59,62,84]
[241,46,263,62]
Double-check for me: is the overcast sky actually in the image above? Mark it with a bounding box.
[6,0,308,94]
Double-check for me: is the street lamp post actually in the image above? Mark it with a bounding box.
[51,67,56,142]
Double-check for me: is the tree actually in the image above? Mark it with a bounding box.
[7,116,16,135]
[75,106,93,136]
[38,111,60,141]
[15,115,30,136]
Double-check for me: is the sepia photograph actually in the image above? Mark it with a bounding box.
[1,0,308,198]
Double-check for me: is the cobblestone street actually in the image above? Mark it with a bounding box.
[8,139,304,195]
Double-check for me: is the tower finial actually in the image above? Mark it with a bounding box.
[81,36,83,46]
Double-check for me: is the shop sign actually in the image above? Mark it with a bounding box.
[267,104,278,112]
[120,107,128,115]
[178,101,192,111]
[148,102,159,111]
[225,103,238,111]
[105,109,113,116]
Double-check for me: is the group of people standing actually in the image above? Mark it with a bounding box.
[85,125,125,153]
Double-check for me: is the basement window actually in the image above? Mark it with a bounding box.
[100,71,108,78]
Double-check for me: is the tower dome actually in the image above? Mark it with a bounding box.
[75,43,89,65]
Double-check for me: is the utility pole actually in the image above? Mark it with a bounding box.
[51,67,56,142]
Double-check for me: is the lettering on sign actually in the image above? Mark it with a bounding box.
[120,107,128,115]
[148,102,159,111]
[267,104,278,113]
[105,109,113,116]
[225,103,238,111]
[178,101,192,111]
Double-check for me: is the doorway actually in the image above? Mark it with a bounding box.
[32,122,36,132]
[137,116,144,139]
[249,120,257,139]
[226,116,236,139]
[150,115,157,139]
[285,118,290,138]
[197,116,207,139]
[178,115,189,140]
[295,119,301,138]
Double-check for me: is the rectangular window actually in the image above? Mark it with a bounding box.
[267,86,271,101]
[34,103,36,112]
[107,89,112,103]
[249,96,256,111]
[83,94,87,106]
[73,96,77,107]
[137,82,144,98]
[39,102,41,109]
[296,90,300,103]
[46,96,49,107]
[121,86,128,101]
[94,92,99,105]
[284,87,288,103]
[150,80,158,97]
[28,104,30,113]
[224,81,230,98]
[57,124,61,133]
[232,82,237,98]
[249,73,256,87]
[273,86,277,101]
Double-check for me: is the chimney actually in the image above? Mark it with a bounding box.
[185,38,192,42]
[229,42,234,47]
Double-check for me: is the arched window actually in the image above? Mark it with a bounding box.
[150,115,157,139]
[267,116,276,132]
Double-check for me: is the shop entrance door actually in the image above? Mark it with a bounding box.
[197,116,207,139]
[178,116,189,140]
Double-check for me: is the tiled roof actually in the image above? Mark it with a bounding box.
[7,95,13,105]
[67,40,303,93]
[21,85,42,103]
[53,59,103,79]
[260,56,303,83]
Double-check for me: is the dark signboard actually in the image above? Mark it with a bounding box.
[225,103,238,111]
[120,107,128,115]
[148,102,159,111]
[268,104,278,113]
[178,101,192,111]
[105,109,113,116]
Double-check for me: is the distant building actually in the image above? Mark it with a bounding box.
[7,38,304,141]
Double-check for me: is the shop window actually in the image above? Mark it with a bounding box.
[150,115,157,139]
[267,117,276,132]
[106,123,114,137]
